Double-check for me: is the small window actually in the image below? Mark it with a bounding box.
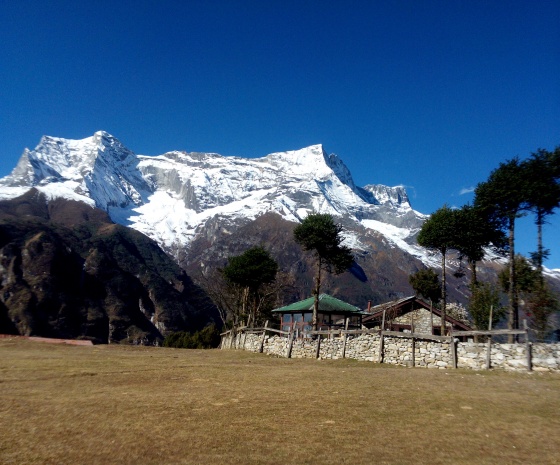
[283,314,292,324]
[294,314,303,323]
[304,313,313,322]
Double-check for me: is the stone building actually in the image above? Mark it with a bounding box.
[362,296,472,336]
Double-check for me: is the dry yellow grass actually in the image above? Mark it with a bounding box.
[1,337,559,465]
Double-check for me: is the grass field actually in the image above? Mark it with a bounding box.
[1,338,559,465]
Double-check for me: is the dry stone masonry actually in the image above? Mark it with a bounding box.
[222,330,560,372]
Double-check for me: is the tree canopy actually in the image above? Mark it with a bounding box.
[468,282,504,332]
[222,246,279,327]
[526,283,559,342]
[453,204,505,287]
[223,246,278,292]
[474,158,529,336]
[294,213,354,275]
[294,213,353,330]
[416,147,560,339]
[417,205,459,334]
[408,268,441,304]
[523,148,560,277]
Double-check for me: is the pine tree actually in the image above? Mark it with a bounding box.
[223,246,278,326]
[524,147,560,281]
[468,282,505,333]
[526,282,559,342]
[453,204,505,288]
[294,214,353,330]
[409,268,441,304]
[474,158,529,337]
[417,205,460,334]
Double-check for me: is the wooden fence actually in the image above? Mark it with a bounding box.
[221,321,534,372]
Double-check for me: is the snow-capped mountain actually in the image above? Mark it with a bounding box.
[0,131,432,264]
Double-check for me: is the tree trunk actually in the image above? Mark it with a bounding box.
[441,249,447,335]
[536,209,544,286]
[252,293,259,328]
[470,258,478,342]
[508,218,518,342]
[469,259,477,289]
[430,300,433,335]
[242,286,249,322]
[312,257,322,331]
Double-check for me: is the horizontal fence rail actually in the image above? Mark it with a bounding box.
[218,320,560,372]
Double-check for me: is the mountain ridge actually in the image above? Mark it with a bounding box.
[1,131,558,310]
[0,132,429,264]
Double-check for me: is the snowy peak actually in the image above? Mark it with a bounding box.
[4,131,131,185]
[265,145,356,187]
[363,184,411,208]
[266,144,329,173]
[0,132,429,263]
[0,132,150,209]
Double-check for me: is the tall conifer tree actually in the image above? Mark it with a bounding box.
[294,214,353,331]
[524,147,560,281]
[453,204,505,288]
[474,158,529,338]
[417,205,460,334]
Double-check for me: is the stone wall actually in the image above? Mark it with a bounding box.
[457,341,560,372]
[221,330,560,372]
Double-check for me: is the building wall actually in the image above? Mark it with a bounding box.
[222,331,560,372]
[392,308,445,333]
[369,307,450,333]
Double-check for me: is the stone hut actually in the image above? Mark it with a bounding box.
[362,296,472,336]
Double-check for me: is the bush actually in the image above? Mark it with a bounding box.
[163,324,221,349]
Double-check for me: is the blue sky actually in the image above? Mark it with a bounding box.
[1,1,559,268]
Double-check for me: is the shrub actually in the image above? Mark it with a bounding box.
[163,324,221,349]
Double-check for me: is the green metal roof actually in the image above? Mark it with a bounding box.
[271,294,362,314]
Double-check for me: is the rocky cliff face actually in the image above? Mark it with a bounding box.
[0,190,220,343]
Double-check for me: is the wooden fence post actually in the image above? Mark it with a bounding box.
[259,321,269,353]
[430,300,434,335]
[378,308,387,364]
[524,319,532,372]
[342,318,349,358]
[410,313,415,367]
[286,326,295,358]
[486,305,493,370]
[450,335,457,369]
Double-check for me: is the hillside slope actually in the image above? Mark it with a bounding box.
[1,132,558,313]
[0,190,220,343]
